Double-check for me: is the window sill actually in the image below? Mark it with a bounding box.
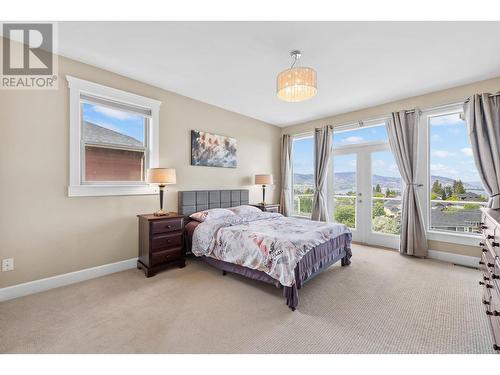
[68,185,158,197]
[427,230,480,247]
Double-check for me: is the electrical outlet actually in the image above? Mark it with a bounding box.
[2,258,14,272]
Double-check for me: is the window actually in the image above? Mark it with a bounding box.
[371,150,402,235]
[333,153,357,228]
[426,111,486,236]
[292,135,314,217]
[333,123,388,147]
[332,122,401,248]
[67,76,161,196]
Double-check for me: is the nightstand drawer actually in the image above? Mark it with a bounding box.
[151,233,182,251]
[265,206,280,213]
[151,218,183,234]
[151,247,182,265]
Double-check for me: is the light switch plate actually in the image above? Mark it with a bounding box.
[2,258,14,272]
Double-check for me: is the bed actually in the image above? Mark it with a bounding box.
[179,189,352,311]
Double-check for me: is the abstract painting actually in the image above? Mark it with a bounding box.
[191,130,237,168]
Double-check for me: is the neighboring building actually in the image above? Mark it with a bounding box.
[457,192,482,201]
[83,122,145,182]
[430,207,482,233]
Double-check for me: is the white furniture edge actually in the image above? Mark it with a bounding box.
[66,75,161,197]
[0,258,137,302]
[427,249,479,268]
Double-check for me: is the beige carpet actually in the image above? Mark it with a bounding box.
[0,244,494,354]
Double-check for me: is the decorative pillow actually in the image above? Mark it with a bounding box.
[189,208,235,222]
[230,205,261,215]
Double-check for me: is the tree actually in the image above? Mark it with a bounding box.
[375,184,382,193]
[432,180,444,198]
[444,185,453,199]
[453,179,465,195]
[334,205,355,228]
[372,200,385,218]
[372,216,400,235]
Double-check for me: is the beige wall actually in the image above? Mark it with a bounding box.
[0,49,281,287]
[282,76,500,258]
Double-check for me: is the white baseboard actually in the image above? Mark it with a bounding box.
[427,249,479,268]
[0,258,137,302]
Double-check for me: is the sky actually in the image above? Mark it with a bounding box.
[292,115,481,184]
[82,102,145,143]
[428,113,479,183]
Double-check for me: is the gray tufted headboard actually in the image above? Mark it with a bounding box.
[178,189,249,216]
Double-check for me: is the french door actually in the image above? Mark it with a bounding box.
[331,143,401,249]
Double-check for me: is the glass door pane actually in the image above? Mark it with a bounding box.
[371,151,402,235]
[333,154,357,229]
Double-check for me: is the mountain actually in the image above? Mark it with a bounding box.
[293,173,314,184]
[293,172,483,190]
[431,175,482,189]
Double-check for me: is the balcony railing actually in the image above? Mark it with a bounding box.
[293,193,314,217]
[293,194,487,235]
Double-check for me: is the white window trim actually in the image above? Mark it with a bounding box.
[66,75,161,197]
[417,103,482,247]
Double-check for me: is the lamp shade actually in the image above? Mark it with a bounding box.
[276,67,317,102]
[255,174,273,185]
[146,168,176,184]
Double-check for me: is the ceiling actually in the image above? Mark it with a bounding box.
[56,22,500,127]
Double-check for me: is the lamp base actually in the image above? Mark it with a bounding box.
[153,209,168,217]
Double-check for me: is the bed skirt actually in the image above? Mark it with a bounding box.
[200,232,352,310]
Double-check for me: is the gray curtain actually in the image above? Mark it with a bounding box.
[464,93,500,208]
[280,134,292,216]
[387,110,427,257]
[311,126,333,221]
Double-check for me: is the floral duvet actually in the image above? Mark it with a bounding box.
[191,212,351,287]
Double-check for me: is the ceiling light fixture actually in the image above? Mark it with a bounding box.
[276,50,317,102]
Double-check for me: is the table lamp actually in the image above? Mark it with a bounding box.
[255,174,273,205]
[147,168,177,216]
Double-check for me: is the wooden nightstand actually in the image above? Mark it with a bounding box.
[137,213,186,277]
[251,203,281,213]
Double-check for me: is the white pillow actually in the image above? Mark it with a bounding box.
[189,208,235,222]
[230,205,261,215]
